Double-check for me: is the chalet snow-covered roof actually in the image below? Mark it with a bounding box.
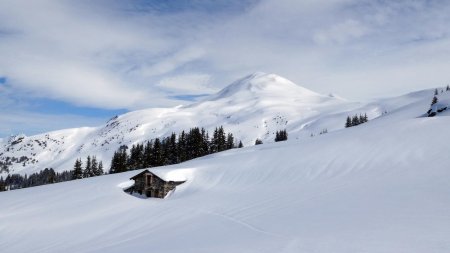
[129,168,188,183]
[129,169,165,182]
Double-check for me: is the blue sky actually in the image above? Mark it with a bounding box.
[1,0,450,137]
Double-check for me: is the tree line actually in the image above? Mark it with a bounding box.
[109,126,242,174]
[0,168,73,191]
[72,156,104,180]
[274,130,288,142]
[345,113,368,128]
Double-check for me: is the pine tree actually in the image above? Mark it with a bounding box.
[238,141,244,148]
[109,150,127,174]
[201,129,210,156]
[226,133,234,150]
[91,156,103,176]
[73,159,83,179]
[275,130,288,142]
[83,156,92,178]
[143,141,153,168]
[152,138,163,166]
[0,176,6,191]
[178,131,188,162]
[255,139,263,145]
[434,88,439,96]
[168,133,178,164]
[359,114,365,124]
[345,116,352,128]
[446,85,450,91]
[98,161,104,175]
[217,126,226,152]
[282,130,288,140]
[47,168,56,183]
[128,144,144,170]
[352,115,360,126]
[431,96,438,105]
[119,150,128,172]
[109,151,119,174]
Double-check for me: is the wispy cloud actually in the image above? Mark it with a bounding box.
[0,0,450,136]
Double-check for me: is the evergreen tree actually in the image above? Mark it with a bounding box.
[431,96,438,105]
[201,129,210,156]
[226,133,234,150]
[0,176,6,191]
[128,144,144,170]
[211,127,218,153]
[47,168,56,183]
[211,126,225,152]
[98,161,104,175]
[109,150,127,174]
[178,131,188,162]
[359,114,365,124]
[143,140,153,168]
[434,88,439,95]
[109,151,119,174]
[351,115,360,126]
[73,159,83,179]
[119,150,128,172]
[186,127,203,159]
[152,138,163,166]
[446,85,449,91]
[238,141,244,148]
[345,116,352,128]
[255,139,263,145]
[91,156,103,176]
[168,133,178,164]
[275,130,288,142]
[83,156,92,178]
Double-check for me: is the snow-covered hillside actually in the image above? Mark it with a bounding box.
[1,86,449,252]
[0,72,438,176]
[0,72,348,175]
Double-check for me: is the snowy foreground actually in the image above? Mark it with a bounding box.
[1,92,450,253]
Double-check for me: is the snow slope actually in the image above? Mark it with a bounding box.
[1,72,351,175]
[0,72,438,176]
[1,87,450,252]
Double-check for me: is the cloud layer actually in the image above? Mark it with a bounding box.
[1,0,450,135]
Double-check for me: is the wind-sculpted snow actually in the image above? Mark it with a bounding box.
[1,94,450,252]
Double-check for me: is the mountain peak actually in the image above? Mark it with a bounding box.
[209,72,319,101]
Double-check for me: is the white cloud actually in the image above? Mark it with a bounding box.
[139,47,206,77]
[0,109,107,137]
[313,19,369,44]
[157,73,213,94]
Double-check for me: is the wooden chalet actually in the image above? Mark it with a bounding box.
[127,169,185,198]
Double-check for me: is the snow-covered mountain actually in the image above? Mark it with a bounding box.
[0,72,438,176]
[1,80,449,252]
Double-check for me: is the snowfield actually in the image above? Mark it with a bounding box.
[1,84,450,252]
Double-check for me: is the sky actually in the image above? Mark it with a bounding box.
[0,0,450,137]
